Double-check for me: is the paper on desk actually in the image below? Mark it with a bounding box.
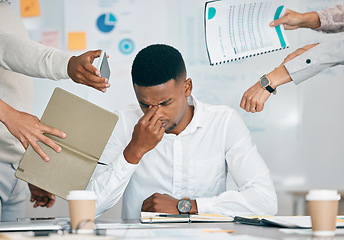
[0,232,114,240]
[105,228,272,240]
[96,222,177,229]
[242,216,344,228]
[280,228,344,235]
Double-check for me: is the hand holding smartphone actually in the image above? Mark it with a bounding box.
[93,51,111,80]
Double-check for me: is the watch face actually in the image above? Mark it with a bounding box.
[177,199,192,214]
[260,76,269,88]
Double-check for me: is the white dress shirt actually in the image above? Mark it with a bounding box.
[89,96,277,219]
[284,36,344,85]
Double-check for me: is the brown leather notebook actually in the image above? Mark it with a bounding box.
[15,88,119,199]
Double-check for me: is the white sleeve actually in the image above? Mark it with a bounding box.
[0,33,71,80]
[87,111,138,217]
[196,111,278,216]
[89,153,138,217]
[284,36,344,85]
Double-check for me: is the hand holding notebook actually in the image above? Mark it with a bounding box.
[15,88,119,200]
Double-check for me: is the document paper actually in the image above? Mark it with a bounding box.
[205,0,289,65]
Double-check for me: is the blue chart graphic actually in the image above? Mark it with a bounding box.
[96,13,116,33]
[208,7,216,19]
[119,39,135,55]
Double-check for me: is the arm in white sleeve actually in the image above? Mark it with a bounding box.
[87,111,138,216]
[284,37,344,85]
[196,111,278,216]
[315,4,344,33]
[89,153,138,217]
[0,34,71,80]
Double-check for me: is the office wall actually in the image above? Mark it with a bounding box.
[9,0,344,218]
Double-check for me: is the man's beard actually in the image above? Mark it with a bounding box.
[165,122,177,132]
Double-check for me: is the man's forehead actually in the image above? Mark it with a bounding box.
[135,84,176,105]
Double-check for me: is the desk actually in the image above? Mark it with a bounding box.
[2,219,344,239]
[107,219,344,239]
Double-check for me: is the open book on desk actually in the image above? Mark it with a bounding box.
[234,216,344,229]
[140,212,234,224]
[15,88,119,200]
[205,0,289,65]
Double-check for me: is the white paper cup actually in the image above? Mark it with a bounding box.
[66,190,97,233]
[306,189,341,237]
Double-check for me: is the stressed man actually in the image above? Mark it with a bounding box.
[89,44,277,219]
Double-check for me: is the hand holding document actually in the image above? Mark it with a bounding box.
[205,0,289,65]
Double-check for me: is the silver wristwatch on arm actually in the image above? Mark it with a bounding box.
[177,198,192,214]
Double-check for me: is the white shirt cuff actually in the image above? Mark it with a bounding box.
[113,152,138,179]
[195,197,213,214]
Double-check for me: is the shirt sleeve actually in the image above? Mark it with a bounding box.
[0,33,71,80]
[284,37,344,85]
[87,110,138,217]
[315,4,344,33]
[196,110,278,216]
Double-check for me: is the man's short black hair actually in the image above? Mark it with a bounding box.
[131,44,186,87]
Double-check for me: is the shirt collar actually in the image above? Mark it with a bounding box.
[178,95,205,136]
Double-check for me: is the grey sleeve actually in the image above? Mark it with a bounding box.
[284,36,344,85]
[0,34,71,80]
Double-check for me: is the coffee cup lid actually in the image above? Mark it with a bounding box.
[306,189,341,201]
[66,190,97,200]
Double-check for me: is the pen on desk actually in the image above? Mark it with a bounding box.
[157,214,189,218]
[203,229,235,233]
[17,217,56,221]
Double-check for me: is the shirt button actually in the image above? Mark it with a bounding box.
[306,59,311,64]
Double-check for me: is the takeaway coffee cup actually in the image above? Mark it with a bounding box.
[66,190,97,233]
[306,189,341,236]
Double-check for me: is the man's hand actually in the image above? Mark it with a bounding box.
[68,50,111,92]
[28,184,55,208]
[269,9,321,30]
[124,106,165,164]
[0,101,66,161]
[142,193,180,214]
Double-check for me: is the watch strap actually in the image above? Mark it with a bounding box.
[265,85,275,93]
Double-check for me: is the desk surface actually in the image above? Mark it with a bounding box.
[2,219,344,239]
[116,219,344,239]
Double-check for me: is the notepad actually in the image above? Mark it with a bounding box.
[234,216,344,229]
[204,0,289,65]
[15,88,119,199]
[140,212,234,224]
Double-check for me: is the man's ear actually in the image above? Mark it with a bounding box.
[184,78,192,97]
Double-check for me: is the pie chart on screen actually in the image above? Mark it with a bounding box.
[96,13,116,33]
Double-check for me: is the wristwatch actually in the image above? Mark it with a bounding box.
[260,75,277,95]
[177,198,192,214]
